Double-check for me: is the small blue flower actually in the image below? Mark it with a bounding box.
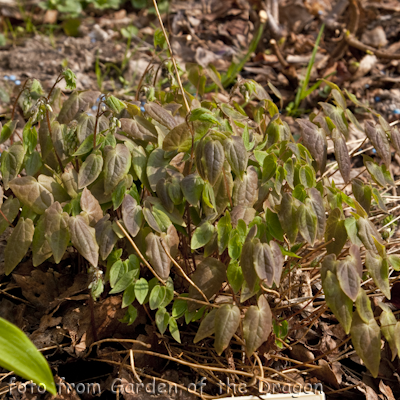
[4,75,9,80]
[91,38,96,43]
[365,84,370,89]
[15,80,21,85]
[140,106,145,112]
[92,105,98,111]
[393,109,400,115]
[9,75,16,81]
[372,149,377,154]
[374,96,381,102]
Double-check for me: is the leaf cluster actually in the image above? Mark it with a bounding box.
[1,68,399,376]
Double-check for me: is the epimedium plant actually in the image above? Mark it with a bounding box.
[1,65,400,376]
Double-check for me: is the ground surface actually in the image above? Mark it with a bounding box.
[1,1,400,399]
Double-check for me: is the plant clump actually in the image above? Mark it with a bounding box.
[1,62,400,388]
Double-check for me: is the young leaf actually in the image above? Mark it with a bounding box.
[95,216,118,261]
[240,240,257,292]
[144,102,177,130]
[307,188,326,240]
[1,143,25,190]
[109,270,137,294]
[227,261,244,293]
[325,208,347,256]
[332,128,351,183]
[58,91,100,124]
[215,304,240,355]
[162,122,191,152]
[44,202,70,264]
[69,215,99,267]
[203,140,224,186]
[194,308,217,343]
[188,258,226,311]
[156,307,170,335]
[253,242,275,287]
[4,218,34,275]
[0,317,56,395]
[243,296,272,356]
[350,310,381,378]
[191,221,214,250]
[322,270,353,334]
[297,203,318,246]
[104,144,131,194]
[145,233,171,280]
[336,256,360,301]
[270,241,284,286]
[0,197,20,236]
[278,193,298,245]
[106,95,126,114]
[223,136,248,179]
[121,195,143,238]
[80,187,103,227]
[149,285,167,310]
[379,302,397,360]
[232,166,258,207]
[365,250,390,299]
[357,216,382,252]
[352,178,371,214]
[0,119,18,144]
[78,152,104,189]
[296,119,327,173]
[32,215,52,267]
[365,121,391,167]
[122,283,136,308]
[169,317,181,343]
[135,278,149,305]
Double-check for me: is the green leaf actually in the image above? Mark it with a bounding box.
[215,304,240,355]
[352,178,371,214]
[325,208,347,255]
[23,120,37,154]
[297,203,317,246]
[1,143,25,190]
[25,151,42,176]
[110,260,127,288]
[223,136,248,179]
[156,307,170,334]
[121,195,143,238]
[181,174,204,206]
[240,240,257,292]
[365,251,390,299]
[78,152,103,189]
[191,221,214,250]
[106,95,126,114]
[4,218,34,275]
[379,303,397,360]
[172,297,188,318]
[169,317,181,343]
[162,122,191,152]
[147,148,169,192]
[69,215,99,267]
[388,254,400,271]
[227,229,242,260]
[104,144,131,194]
[149,285,167,310]
[0,317,56,394]
[135,278,149,304]
[122,283,136,308]
[227,261,244,293]
[44,202,70,264]
[32,215,52,267]
[350,310,381,378]
[243,295,272,356]
[278,193,298,245]
[0,119,18,145]
[357,216,382,252]
[203,140,225,186]
[109,269,137,294]
[0,196,20,236]
[62,69,77,90]
[72,134,105,157]
[112,179,127,210]
[322,270,352,334]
